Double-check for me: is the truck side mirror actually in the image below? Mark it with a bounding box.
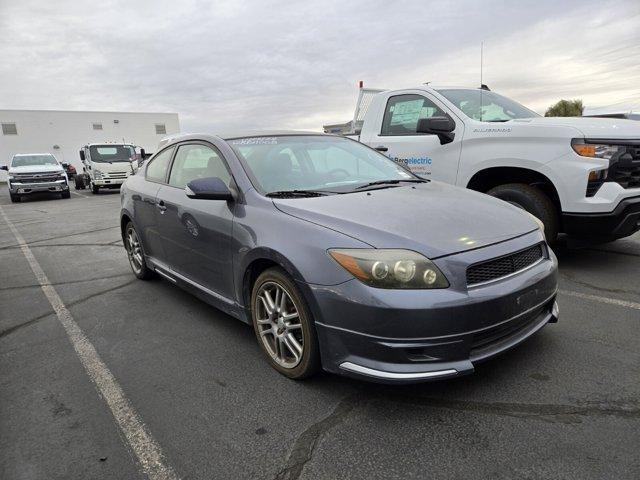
[79,150,85,161]
[140,148,146,158]
[416,116,456,145]
[0,165,8,171]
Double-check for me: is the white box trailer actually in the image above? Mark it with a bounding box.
[0,109,180,182]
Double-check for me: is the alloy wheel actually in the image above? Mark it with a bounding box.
[125,226,144,274]
[254,281,304,368]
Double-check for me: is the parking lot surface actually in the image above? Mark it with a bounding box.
[1,187,639,480]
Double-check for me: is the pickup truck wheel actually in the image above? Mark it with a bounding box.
[10,193,20,203]
[487,183,559,243]
[61,190,71,199]
[124,222,154,280]
[251,267,320,380]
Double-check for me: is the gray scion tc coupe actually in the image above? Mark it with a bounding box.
[120,132,558,383]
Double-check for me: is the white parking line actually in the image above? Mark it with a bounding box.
[0,205,179,480]
[559,289,640,311]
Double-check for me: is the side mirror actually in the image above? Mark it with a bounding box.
[79,150,85,161]
[416,116,456,144]
[61,162,69,168]
[0,165,8,171]
[140,148,146,158]
[186,177,234,201]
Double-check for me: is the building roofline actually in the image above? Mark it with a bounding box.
[0,109,179,116]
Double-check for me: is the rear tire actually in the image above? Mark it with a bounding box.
[251,267,320,380]
[487,183,559,243]
[124,222,154,280]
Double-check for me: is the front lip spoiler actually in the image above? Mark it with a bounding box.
[339,362,458,380]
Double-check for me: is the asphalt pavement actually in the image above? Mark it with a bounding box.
[1,186,638,480]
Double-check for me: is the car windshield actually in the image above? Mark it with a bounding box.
[229,135,419,195]
[89,145,135,163]
[11,154,58,167]
[436,89,539,121]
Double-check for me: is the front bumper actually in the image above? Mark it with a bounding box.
[562,195,640,239]
[9,179,69,195]
[93,178,126,188]
[308,234,558,383]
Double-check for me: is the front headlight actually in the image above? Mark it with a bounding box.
[329,248,449,289]
[572,140,623,160]
[94,169,103,178]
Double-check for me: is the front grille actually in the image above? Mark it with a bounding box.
[104,171,128,179]
[466,244,544,286]
[609,146,640,189]
[13,173,63,183]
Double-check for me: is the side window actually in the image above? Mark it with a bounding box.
[168,144,231,189]
[381,94,444,136]
[146,147,175,183]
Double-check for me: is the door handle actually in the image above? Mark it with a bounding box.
[157,200,167,214]
[374,146,388,152]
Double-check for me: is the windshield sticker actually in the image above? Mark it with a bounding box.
[391,156,432,176]
[230,137,278,145]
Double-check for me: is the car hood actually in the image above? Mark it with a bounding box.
[273,182,538,258]
[512,116,640,139]
[9,164,64,174]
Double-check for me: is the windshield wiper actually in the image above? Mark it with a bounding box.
[485,119,511,122]
[266,190,328,198]
[354,178,427,190]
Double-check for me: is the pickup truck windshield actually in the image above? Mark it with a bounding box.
[436,89,539,121]
[89,145,135,163]
[229,135,418,195]
[11,154,58,167]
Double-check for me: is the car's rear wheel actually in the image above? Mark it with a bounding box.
[487,183,559,243]
[124,222,154,279]
[251,268,320,379]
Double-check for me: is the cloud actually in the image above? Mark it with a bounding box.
[0,0,638,131]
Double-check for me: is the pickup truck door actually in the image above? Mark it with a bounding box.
[154,142,235,301]
[363,90,464,184]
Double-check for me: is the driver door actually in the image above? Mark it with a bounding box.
[366,91,464,184]
[155,142,235,300]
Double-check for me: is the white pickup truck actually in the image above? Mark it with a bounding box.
[325,85,640,243]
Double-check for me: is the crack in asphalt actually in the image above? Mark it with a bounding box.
[379,395,640,423]
[274,393,361,480]
[0,278,137,340]
[0,242,124,252]
[560,271,640,297]
[0,272,132,292]
[0,224,120,249]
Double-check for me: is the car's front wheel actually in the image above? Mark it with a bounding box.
[124,222,154,279]
[251,268,320,379]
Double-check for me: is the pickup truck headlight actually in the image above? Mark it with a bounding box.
[572,141,623,160]
[329,248,449,289]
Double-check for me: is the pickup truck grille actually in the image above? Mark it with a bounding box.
[467,244,544,287]
[609,146,640,189]
[587,145,640,196]
[12,172,63,183]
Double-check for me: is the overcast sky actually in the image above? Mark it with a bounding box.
[1,0,638,132]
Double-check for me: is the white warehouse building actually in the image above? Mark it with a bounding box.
[0,109,180,181]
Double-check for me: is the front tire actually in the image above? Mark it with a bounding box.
[251,268,320,379]
[124,222,154,280]
[91,181,99,194]
[61,190,71,199]
[10,193,20,203]
[487,183,559,243]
